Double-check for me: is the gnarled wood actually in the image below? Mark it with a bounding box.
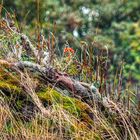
[0,60,101,103]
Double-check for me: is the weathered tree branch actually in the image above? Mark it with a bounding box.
[0,60,101,103]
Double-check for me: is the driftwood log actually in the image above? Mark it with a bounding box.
[0,60,101,105]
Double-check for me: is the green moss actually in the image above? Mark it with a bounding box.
[0,81,21,94]
[0,68,21,94]
[37,87,94,125]
[38,87,80,115]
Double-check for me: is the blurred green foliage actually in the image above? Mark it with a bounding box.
[1,0,140,82]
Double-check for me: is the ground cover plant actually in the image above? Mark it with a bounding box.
[0,1,140,140]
